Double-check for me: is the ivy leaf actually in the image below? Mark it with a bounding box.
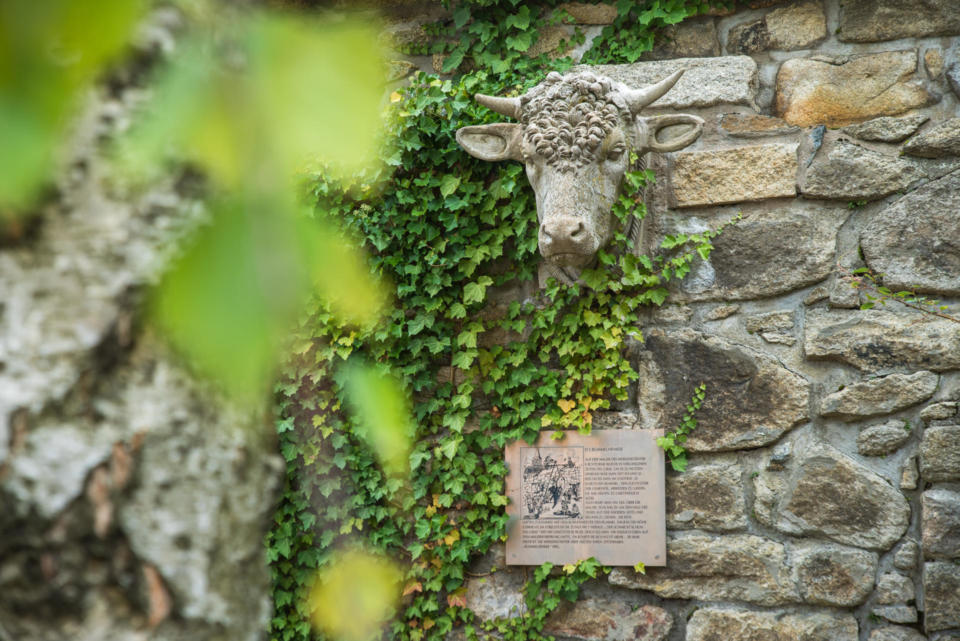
[451,350,476,369]
[440,437,461,460]
[669,454,688,472]
[408,314,429,335]
[646,287,669,306]
[439,175,461,198]
[504,5,531,30]
[446,586,468,608]
[453,5,471,29]
[534,562,554,583]
[505,31,534,52]
[463,276,493,304]
[442,44,468,73]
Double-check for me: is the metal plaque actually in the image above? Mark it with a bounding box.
[504,429,666,566]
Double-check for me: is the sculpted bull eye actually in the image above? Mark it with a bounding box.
[523,149,542,173]
[605,145,626,162]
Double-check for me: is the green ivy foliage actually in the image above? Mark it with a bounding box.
[267,2,729,640]
[657,383,706,472]
[581,0,722,64]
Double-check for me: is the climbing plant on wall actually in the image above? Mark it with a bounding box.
[267,2,729,640]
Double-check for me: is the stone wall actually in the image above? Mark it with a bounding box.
[379,2,960,641]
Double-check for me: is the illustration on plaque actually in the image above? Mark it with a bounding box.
[521,447,583,520]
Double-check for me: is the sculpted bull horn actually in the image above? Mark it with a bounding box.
[474,93,522,119]
[623,69,685,115]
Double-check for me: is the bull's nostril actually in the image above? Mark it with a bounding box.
[570,222,584,239]
[540,223,552,239]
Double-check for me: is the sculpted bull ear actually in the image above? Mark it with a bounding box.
[642,114,705,152]
[623,69,685,114]
[456,123,524,162]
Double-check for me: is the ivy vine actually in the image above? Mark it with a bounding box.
[267,2,729,640]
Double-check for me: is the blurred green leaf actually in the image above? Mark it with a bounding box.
[309,549,402,641]
[116,15,386,188]
[307,225,388,328]
[151,193,306,399]
[127,12,390,401]
[0,0,146,209]
[251,17,385,180]
[342,361,412,478]
[152,191,387,400]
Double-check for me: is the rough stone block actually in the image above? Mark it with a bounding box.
[636,329,809,452]
[820,372,939,421]
[576,56,758,109]
[925,48,945,78]
[719,113,799,138]
[776,51,935,126]
[873,605,918,624]
[875,572,915,605]
[727,18,768,54]
[900,455,920,490]
[919,425,960,482]
[464,548,524,620]
[380,22,430,50]
[838,0,960,42]
[704,304,740,320]
[728,0,826,53]
[893,539,920,570]
[765,1,827,50]
[666,460,747,531]
[921,402,959,422]
[804,309,960,372]
[904,119,960,159]
[528,25,574,59]
[544,598,671,641]
[746,311,794,334]
[676,205,845,301]
[686,608,858,641]
[804,286,829,305]
[869,627,927,641]
[644,18,720,59]
[861,169,960,297]
[841,115,929,143]
[949,62,960,100]
[829,275,862,309]
[608,534,797,605]
[792,543,878,606]
[922,488,960,558]
[555,2,617,24]
[923,561,960,632]
[671,143,798,207]
[746,311,796,345]
[754,442,911,550]
[857,420,913,456]
[801,140,925,201]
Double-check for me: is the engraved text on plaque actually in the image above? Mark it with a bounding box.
[504,429,666,566]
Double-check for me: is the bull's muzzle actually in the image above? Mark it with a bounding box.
[540,217,595,268]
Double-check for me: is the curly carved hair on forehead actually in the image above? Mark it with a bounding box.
[518,71,633,172]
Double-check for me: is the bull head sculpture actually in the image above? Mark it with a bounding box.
[456,69,703,284]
